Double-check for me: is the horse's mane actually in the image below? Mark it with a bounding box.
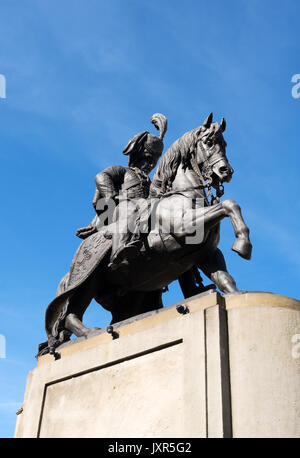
[150,126,201,196]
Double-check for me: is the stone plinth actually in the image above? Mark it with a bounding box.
[15,291,300,438]
[226,293,300,437]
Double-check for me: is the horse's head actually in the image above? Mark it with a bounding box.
[194,113,234,189]
[150,113,234,197]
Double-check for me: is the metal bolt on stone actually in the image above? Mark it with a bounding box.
[49,347,61,360]
[106,326,119,340]
[176,304,190,315]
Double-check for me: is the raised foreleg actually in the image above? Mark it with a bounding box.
[182,199,252,260]
[221,199,252,260]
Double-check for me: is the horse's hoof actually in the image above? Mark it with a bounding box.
[232,238,252,260]
[84,327,101,339]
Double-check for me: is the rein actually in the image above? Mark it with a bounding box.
[158,184,207,199]
[190,139,224,205]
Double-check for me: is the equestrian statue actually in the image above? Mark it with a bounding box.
[37,112,252,357]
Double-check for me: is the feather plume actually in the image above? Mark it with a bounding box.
[150,113,168,140]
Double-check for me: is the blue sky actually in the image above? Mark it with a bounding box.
[0,0,299,437]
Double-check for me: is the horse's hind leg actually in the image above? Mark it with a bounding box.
[178,268,216,298]
[64,270,101,338]
[199,248,238,294]
[65,309,99,339]
[106,290,163,324]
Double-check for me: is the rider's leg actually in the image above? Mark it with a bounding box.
[199,248,238,294]
[110,200,142,266]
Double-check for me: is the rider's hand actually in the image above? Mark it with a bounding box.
[76,226,97,239]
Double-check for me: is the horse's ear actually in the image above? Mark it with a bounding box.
[203,112,213,129]
[220,117,226,132]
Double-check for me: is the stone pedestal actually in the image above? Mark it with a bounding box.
[15,291,300,438]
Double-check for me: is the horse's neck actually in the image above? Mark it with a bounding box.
[171,164,206,199]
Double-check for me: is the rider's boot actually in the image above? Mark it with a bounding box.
[109,240,143,271]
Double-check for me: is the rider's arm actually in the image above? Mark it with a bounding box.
[92,188,100,211]
[94,166,126,201]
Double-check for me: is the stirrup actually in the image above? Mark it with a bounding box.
[109,241,143,270]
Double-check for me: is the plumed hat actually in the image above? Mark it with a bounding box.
[123,114,168,163]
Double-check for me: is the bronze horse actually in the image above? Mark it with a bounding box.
[38,113,252,355]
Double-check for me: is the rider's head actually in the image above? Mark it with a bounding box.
[123,113,167,174]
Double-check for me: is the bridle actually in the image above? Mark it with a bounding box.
[190,135,225,205]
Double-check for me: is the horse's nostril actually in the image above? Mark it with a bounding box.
[219,166,228,173]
